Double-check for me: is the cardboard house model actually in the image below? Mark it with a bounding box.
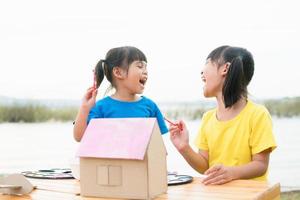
[77,118,168,199]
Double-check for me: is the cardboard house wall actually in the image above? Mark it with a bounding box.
[77,118,167,199]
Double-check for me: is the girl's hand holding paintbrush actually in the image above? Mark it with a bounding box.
[164,117,183,131]
[166,118,190,153]
[81,70,98,111]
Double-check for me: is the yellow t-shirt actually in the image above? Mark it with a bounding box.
[194,100,277,181]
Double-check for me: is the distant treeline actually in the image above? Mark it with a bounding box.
[164,97,300,120]
[0,104,77,123]
[263,97,300,117]
[164,107,207,121]
[0,97,299,123]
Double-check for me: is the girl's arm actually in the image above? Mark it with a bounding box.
[73,87,97,142]
[169,120,209,174]
[179,146,209,174]
[202,148,271,185]
[232,149,270,179]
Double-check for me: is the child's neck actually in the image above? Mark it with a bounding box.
[215,95,247,121]
[111,90,140,102]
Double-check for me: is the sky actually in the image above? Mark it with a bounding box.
[0,0,299,102]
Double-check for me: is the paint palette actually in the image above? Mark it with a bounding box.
[168,173,193,185]
[22,168,74,179]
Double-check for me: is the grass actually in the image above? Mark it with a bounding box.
[0,104,77,123]
[0,96,300,123]
[281,191,300,200]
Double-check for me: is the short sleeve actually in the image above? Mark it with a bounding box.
[153,103,168,135]
[250,108,277,155]
[194,113,209,151]
[87,104,102,124]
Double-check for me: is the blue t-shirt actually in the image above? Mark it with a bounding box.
[87,96,168,134]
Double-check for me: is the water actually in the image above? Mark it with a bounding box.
[0,118,299,191]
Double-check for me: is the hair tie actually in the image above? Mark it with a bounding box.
[237,56,243,61]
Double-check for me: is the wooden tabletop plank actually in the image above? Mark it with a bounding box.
[0,178,280,200]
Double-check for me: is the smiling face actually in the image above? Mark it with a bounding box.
[201,59,226,97]
[122,60,148,94]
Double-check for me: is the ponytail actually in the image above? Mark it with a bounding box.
[207,46,254,108]
[95,59,105,88]
[222,57,246,108]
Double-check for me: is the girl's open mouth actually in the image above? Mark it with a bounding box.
[139,78,147,86]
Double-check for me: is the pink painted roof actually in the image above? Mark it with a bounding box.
[77,118,157,160]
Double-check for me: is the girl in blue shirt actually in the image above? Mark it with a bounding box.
[73,46,168,142]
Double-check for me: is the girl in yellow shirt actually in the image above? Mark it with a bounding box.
[169,46,277,185]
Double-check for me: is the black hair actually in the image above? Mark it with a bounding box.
[94,46,147,88]
[207,45,254,108]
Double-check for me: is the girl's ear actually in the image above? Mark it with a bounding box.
[112,67,126,79]
[221,62,231,76]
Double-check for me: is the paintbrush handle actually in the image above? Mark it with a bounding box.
[0,184,22,189]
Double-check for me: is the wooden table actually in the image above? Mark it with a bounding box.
[0,177,280,200]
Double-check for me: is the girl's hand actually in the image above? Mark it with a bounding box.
[202,164,236,185]
[81,87,98,110]
[169,120,189,152]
